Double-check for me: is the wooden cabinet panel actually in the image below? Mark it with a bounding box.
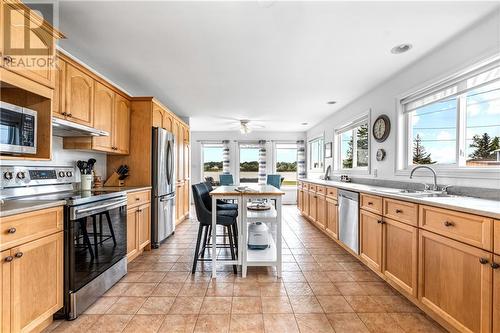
[360,194,383,215]
[163,113,174,132]
[383,218,418,297]
[152,104,164,128]
[53,57,65,118]
[494,220,500,255]
[1,207,63,252]
[316,186,326,195]
[297,189,303,211]
[176,183,184,223]
[326,186,337,199]
[303,190,310,217]
[419,205,492,250]
[383,198,418,226]
[138,203,151,250]
[419,230,492,333]
[309,192,317,221]
[65,62,94,126]
[92,82,114,152]
[360,209,383,272]
[183,181,190,217]
[1,250,10,333]
[494,255,500,333]
[177,124,184,180]
[325,197,338,239]
[10,232,63,333]
[126,208,139,262]
[113,94,130,154]
[127,190,151,208]
[316,194,326,229]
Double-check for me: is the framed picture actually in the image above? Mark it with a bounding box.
[324,142,332,158]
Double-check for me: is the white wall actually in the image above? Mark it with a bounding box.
[1,136,107,181]
[191,131,306,204]
[307,9,500,189]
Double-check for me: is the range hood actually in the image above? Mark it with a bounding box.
[52,117,109,137]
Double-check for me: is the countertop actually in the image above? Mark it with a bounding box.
[0,200,66,218]
[300,178,500,219]
[93,186,152,193]
[211,185,285,196]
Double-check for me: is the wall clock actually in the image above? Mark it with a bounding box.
[376,148,386,161]
[372,115,391,142]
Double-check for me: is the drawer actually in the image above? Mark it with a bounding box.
[308,184,317,193]
[383,198,418,226]
[360,194,383,215]
[298,182,303,189]
[316,186,326,195]
[493,220,499,255]
[326,187,337,199]
[0,206,63,251]
[419,205,493,250]
[127,190,151,208]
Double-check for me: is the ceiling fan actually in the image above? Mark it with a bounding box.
[218,118,266,134]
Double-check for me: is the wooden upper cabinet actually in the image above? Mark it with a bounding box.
[112,94,130,154]
[177,125,184,180]
[53,56,65,118]
[163,112,174,132]
[360,209,383,272]
[1,249,10,333]
[152,103,164,128]
[383,218,418,297]
[65,62,94,127]
[10,232,63,333]
[494,255,500,333]
[419,230,492,333]
[92,82,114,152]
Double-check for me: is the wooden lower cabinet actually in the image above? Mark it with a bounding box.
[302,190,309,216]
[382,218,418,296]
[297,189,303,212]
[126,190,151,262]
[309,192,317,221]
[494,255,500,333]
[325,197,338,239]
[360,209,383,272]
[1,232,63,333]
[419,230,492,333]
[126,208,139,261]
[138,203,151,250]
[316,194,326,229]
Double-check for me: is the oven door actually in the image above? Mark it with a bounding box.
[0,102,37,154]
[67,196,127,293]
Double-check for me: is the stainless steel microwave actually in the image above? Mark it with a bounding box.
[0,101,37,155]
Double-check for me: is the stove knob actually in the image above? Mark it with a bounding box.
[66,171,73,177]
[16,171,26,180]
[58,171,65,178]
[3,171,13,180]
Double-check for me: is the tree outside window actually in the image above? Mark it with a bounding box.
[339,123,369,170]
[275,143,297,186]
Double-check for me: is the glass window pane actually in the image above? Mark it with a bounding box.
[411,97,457,165]
[276,143,297,186]
[240,146,259,183]
[203,144,223,185]
[341,131,353,169]
[465,80,500,167]
[356,124,369,168]
[308,137,324,170]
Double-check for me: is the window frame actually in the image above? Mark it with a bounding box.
[307,136,325,172]
[237,142,260,184]
[200,142,225,183]
[334,113,371,174]
[396,55,500,178]
[273,141,298,187]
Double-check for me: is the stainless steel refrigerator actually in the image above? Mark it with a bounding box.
[151,127,176,248]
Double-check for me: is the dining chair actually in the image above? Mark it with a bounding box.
[266,174,282,189]
[219,174,234,186]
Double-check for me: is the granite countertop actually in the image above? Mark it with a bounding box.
[300,178,500,219]
[93,186,152,193]
[0,200,66,218]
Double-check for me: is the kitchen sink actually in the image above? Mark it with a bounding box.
[374,188,457,198]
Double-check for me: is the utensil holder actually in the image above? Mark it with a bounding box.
[81,174,93,191]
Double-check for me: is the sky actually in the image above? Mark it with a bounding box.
[412,81,500,164]
[203,146,297,163]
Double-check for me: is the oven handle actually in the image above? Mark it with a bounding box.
[73,198,127,217]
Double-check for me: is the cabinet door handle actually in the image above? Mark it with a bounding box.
[14,252,23,258]
[7,227,16,234]
[444,221,455,227]
[367,202,373,205]
[491,262,500,269]
[479,257,489,265]
[4,256,13,262]
[395,209,403,213]
[67,113,73,118]
[135,198,140,201]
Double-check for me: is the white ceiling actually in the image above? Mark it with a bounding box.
[58,1,498,132]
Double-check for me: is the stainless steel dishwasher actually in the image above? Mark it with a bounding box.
[338,189,359,254]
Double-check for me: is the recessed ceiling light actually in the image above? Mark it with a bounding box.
[301,122,308,126]
[391,43,412,54]
[327,101,336,105]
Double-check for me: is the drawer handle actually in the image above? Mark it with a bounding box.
[479,257,489,265]
[444,221,455,227]
[14,252,23,258]
[7,227,16,234]
[377,220,382,224]
[67,113,73,118]
[135,197,140,201]
[492,262,500,269]
[4,256,13,262]
[395,209,403,213]
[367,202,373,205]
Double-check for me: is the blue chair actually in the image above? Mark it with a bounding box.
[267,174,281,189]
[219,174,234,186]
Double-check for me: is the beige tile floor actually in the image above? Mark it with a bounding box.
[44,205,447,333]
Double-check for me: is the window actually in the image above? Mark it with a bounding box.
[308,137,324,171]
[401,60,500,169]
[239,144,259,183]
[202,143,224,184]
[336,119,369,170]
[275,143,297,186]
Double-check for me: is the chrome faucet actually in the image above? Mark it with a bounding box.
[409,165,438,191]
